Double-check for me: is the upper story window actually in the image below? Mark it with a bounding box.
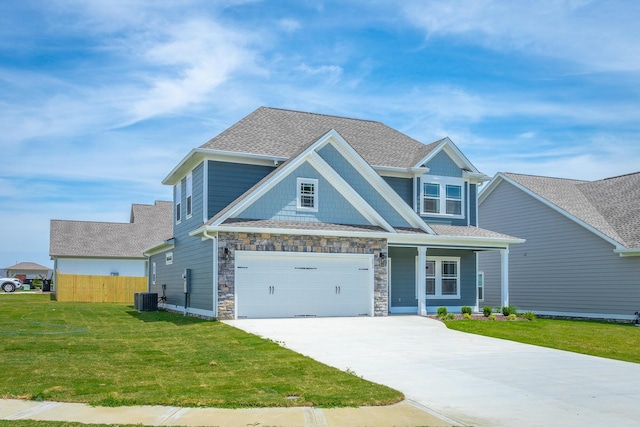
[297,178,318,212]
[175,183,182,223]
[186,173,193,218]
[420,177,465,217]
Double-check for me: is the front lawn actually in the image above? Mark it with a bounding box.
[445,317,640,363]
[0,294,402,407]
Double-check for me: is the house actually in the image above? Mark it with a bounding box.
[50,201,173,286]
[478,172,640,321]
[3,261,52,283]
[145,107,523,319]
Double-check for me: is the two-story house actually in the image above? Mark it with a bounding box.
[144,107,523,319]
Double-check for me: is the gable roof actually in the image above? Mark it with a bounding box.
[480,172,640,251]
[199,129,434,234]
[4,261,51,272]
[50,201,173,259]
[199,107,441,169]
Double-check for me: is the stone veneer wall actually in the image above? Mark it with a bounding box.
[217,232,388,319]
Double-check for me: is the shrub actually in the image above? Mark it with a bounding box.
[519,311,537,321]
[488,314,496,321]
[463,313,472,320]
[437,307,448,318]
[483,306,492,317]
[444,313,455,321]
[502,305,518,316]
[461,306,472,315]
[507,314,517,321]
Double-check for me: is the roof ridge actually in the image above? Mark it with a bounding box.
[599,171,640,181]
[258,106,382,125]
[503,171,589,183]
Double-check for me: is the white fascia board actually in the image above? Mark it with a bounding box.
[614,248,640,257]
[162,148,287,185]
[307,152,395,232]
[488,173,624,250]
[388,233,525,248]
[319,132,434,234]
[374,166,429,178]
[463,170,491,183]
[412,138,481,174]
[143,240,175,257]
[478,173,503,204]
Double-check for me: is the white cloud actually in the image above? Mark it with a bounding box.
[401,0,640,72]
[278,18,301,32]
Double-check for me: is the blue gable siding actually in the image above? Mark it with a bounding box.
[318,144,412,228]
[240,161,371,225]
[383,176,413,207]
[424,151,463,177]
[469,183,477,226]
[208,161,275,219]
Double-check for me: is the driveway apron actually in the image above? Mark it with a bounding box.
[225,316,640,427]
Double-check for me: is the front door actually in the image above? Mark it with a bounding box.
[388,247,418,313]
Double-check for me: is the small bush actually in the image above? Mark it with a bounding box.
[488,314,496,321]
[444,313,455,321]
[507,314,517,321]
[461,306,472,315]
[437,307,448,318]
[483,306,492,317]
[519,311,537,321]
[502,305,518,316]
[463,313,472,320]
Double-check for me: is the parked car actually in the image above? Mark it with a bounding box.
[1,278,22,293]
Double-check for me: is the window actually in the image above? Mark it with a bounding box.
[477,271,484,301]
[166,252,173,265]
[152,262,157,285]
[297,178,318,212]
[175,183,182,223]
[420,178,465,217]
[425,257,460,298]
[186,173,193,218]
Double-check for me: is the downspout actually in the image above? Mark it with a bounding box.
[202,228,218,319]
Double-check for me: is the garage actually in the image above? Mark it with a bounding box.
[234,251,374,318]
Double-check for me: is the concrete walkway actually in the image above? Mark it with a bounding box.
[0,398,454,426]
[226,316,640,427]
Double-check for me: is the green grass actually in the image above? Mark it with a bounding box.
[0,295,402,408]
[445,317,640,363]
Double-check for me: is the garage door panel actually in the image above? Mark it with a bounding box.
[235,252,373,319]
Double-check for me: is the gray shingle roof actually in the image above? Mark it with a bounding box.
[221,218,387,233]
[4,261,51,271]
[429,224,520,240]
[200,107,441,168]
[503,172,640,248]
[50,201,173,258]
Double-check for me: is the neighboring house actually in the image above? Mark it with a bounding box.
[478,172,640,320]
[145,107,523,320]
[50,201,173,283]
[4,262,52,282]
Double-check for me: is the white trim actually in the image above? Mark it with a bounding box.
[143,240,175,257]
[186,172,193,219]
[162,304,216,319]
[477,270,484,302]
[296,177,319,212]
[425,256,461,299]
[500,247,509,307]
[203,160,209,223]
[175,183,182,224]
[419,176,466,218]
[413,138,484,176]
[615,248,640,257]
[166,252,174,265]
[151,262,156,285]
[387,258,392,314]
[375,166,429,178]
[417,247,427,315]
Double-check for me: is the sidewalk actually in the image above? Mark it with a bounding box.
[0,399,458,426]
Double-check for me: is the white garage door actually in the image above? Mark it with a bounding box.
[235,251,374,319]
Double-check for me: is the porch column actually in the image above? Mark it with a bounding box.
[417,247,427,316]
[500,247,509,308]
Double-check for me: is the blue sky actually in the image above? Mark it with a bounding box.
[1,0,639,270]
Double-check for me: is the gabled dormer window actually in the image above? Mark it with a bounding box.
[420,177,464,217]
[175,183,182,223]
[297,178,318,212]
[186,173,193,218]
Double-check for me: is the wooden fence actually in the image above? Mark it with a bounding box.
[56,272,147,303]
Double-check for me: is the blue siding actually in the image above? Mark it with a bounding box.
[240,161,371,225]
[318,144,412,227]
[389,247,418,308]
[383,176,413,207]
[152,162,214,313]
[425,248,477,308]
[469,183,477,226]
[208,161,275,219]
[424,151,463,177]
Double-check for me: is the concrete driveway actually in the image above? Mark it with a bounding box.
[225,316,640,427]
